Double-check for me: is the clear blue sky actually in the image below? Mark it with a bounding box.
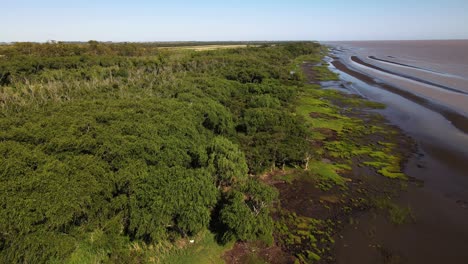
[2,0,468,42]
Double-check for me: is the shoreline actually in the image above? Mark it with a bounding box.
[327,46,468,263]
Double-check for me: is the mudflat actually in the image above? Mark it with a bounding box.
[330,40,468,77]
[326,40,468,117]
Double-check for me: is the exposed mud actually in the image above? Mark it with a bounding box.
[301,62,318,84]
[223,241,295,264]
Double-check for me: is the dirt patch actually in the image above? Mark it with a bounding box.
[274,180,339,220]
[313,128,338,141]
[301,62,319,84]
[309,112,337,119]
[223,241,295,264]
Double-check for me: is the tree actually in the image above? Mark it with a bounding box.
[219,188,275,244]
[219,191,255,242]
[207,136,248,188]
[242,179,278,216]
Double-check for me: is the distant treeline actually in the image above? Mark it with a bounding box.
[0,40,295,57]
[0,41,321,263]
[0,41,163,57]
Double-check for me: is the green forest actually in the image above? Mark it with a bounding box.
[0,42,409,263]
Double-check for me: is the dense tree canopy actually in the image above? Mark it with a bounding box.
[0,41,321,262]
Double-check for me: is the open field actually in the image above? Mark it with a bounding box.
[160,44,259,51]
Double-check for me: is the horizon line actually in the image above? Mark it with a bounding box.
[2,38,468,44]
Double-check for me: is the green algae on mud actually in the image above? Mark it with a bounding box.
[274,210,335,263]
[372,198,415,226]
[296,84,407,181]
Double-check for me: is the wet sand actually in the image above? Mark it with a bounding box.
[329,40,468,78]
[350,56,468,95]
[323,40,468,264]
[326,40,468,118]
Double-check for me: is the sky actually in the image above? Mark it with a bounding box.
[2,0,468,42]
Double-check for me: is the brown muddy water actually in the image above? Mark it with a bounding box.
[323,40,468,264]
